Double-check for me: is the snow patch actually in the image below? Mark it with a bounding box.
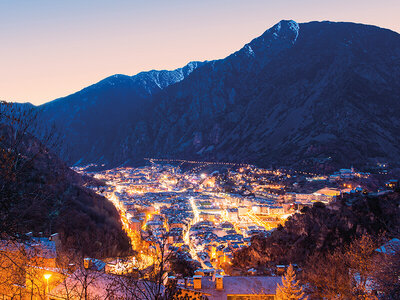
[288,20,300,43]
[271,20,299,43]
[244,44,255,57]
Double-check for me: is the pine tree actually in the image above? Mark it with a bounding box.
[276,264,306,300]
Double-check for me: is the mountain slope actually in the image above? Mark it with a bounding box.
[39,61,204,165]
[40,20,400,170]
[0,122,131,258]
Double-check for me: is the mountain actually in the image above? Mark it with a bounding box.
[0,120,131,258]
[39,20,400,170]
[39,61,204,165]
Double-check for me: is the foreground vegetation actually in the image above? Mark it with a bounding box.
[232,191,400,298]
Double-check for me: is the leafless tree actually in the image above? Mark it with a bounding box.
[302,235,380,300]
[109,231,205,300]
[371,240,400,299]
[0,238,59,300]
[0,100,60,237]
[0,101,63,299]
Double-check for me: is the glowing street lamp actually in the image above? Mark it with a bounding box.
[44,274,51,294]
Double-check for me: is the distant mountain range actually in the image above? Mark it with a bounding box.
[35,20,400,170]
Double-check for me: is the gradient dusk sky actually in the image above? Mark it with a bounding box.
[1,0,399,105]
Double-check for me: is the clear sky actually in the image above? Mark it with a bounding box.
[1,0,399,105]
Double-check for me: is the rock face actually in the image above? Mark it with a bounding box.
[39,20,400,169]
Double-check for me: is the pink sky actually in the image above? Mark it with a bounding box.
[1,0,399,105]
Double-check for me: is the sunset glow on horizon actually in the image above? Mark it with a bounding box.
[1,0,399,105]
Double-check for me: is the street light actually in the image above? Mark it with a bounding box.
[44,274,51,294]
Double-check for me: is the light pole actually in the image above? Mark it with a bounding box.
[44,274,51,295]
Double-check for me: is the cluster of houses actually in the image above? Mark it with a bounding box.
[0,233,283,299]
[1,162,399,299]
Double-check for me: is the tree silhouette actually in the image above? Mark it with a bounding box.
[276,264,306,300]
[302,235,380,300]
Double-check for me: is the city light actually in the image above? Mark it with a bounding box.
[77,159,368,276]
[44,274,51,294]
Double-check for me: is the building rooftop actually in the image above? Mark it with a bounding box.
[0,237,57,259]
[376,238,400,255]
[190,276,281,299]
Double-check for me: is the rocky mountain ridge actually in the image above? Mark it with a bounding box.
[36,20,400,170]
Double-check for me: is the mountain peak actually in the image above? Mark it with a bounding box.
[38,20,400,169]
[238,20,299,58]
[269,20,299,43]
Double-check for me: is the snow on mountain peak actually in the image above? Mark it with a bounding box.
[270,20,299,43]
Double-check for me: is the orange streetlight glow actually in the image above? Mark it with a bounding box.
[44,274,51,294]
[44,274,51,280]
